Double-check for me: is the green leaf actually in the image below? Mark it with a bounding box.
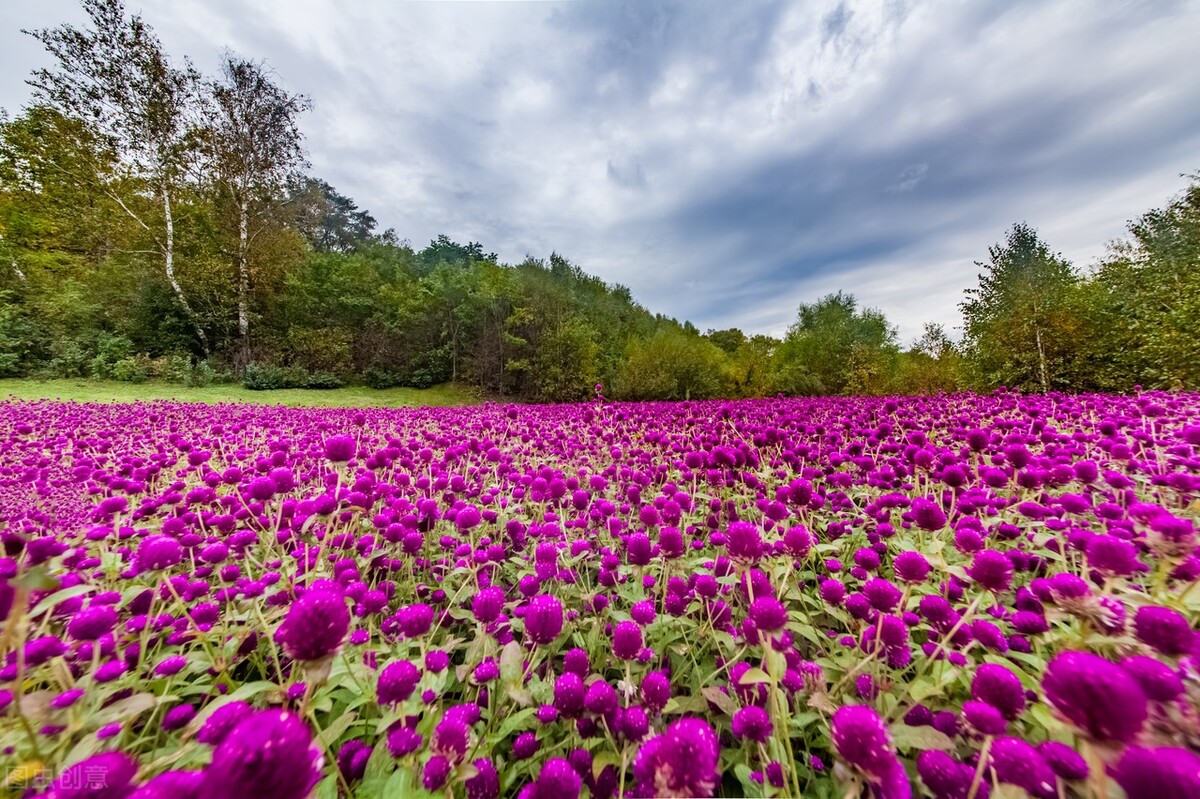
[315,775,339,799]
[317,710,358,748]
[888,723,955,752]
[701,686,739,716]
[90,693,159,728]
[27,584,95,619]
[736,667,771,685]
[12,566,58,591]
[500,640,524,683]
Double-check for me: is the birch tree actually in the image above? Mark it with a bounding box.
[25,0,210,353]
[206,56,309,367]
[960,223,1079,391]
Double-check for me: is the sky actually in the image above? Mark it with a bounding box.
[3,0,1199,343]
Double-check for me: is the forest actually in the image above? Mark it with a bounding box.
[1,0,1198,402]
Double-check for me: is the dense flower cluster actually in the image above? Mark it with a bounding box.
[0,390,1198,797]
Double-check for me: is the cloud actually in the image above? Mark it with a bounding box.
[2,0,1198,342]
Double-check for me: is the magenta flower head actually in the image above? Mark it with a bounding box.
[1042,651,1147,743]
[917,750,975,799]
[988,737,1056,798]
[966,549,1013,593]
[524,594,564,646]
[726,521,765,564]
[831,705,898,782]
[323,434,356,463]
[632,717,720,798]
[1134,606,1195,656]
[749,596,789,632]
[472,587,506,624]
[67,605,118,641]
[527,757,582,799]
[782,525,814,558]
[137,535,183,572]
[613,621,643,660]
[197,701,255,745]
[911,497,947,531]
[1086,535,1140,577]
[377,660,421,705]
[641,671,671,713]
[893,551,931,583]
[731,705,773,742]
[51,752,139,799]
[1110,747,1200,799]
[274,587,350,663]
[201,710,323,799]
[971,663,1026,720]
[466,758,500,799]
[1121,655,1184,702]
[396,603,435,638]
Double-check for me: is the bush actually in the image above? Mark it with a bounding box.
[111,356,151,383]
[303,371,344,390]
[363,367,402,389]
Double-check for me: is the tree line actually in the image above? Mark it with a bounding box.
[1,0,1197,401]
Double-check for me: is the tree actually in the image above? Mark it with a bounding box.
[288,177,377,253]
[960,223,1080,391]
[772,292,898,395]
[25,0,210,352]
[206,56,310,366]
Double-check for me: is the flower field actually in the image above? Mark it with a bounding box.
[1,391,1198,798]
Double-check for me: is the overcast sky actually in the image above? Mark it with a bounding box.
[3,0,1198,343]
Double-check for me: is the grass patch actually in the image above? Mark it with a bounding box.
[0,378,479,408]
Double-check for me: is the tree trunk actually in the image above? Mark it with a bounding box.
[237,199,250,369]
[162,184,209,356]
[1034,325,1049,392]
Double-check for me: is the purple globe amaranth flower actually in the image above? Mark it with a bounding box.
[553,672,586,716]
[525,594,564,646]
[67,605,118,641]
[612,621,643,660]
[377,660,421,705]
[966,549,1013,593]
[893,551,931,583]
[274,587,350,663]
[831,705,898,782]
[632,717,720,798]
[512,731,539,760]
[466,758,500,799]
[137,535,182,572]
[1121,655,1185,702]
[782,525,813,558]
[988,737,1056,799]
[726,521,765,564]
[395,603,435,637]
[971,663,1026,720]
[201,710,322,799]
[1134,605,1195,656]
[911,497,947,531]
[323,434,356,463]
[528,757,582,799]
[50,752,139,799]
[748,596,789,632]
[1042,651,1147,743]
[385,726,422,757]
[731,705,773,742]
[641,671,671,713]
[1037,741,1088,782]
[337,739,372,783]
[472,587,505,624]
[917,750,978,799]
[423,755,452,791]
[1086,535,1140,577]
[1110,747,1200,799]
[129,770,204,799]
[962,701,1007,736]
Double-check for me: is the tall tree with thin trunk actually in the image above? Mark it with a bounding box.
[206,56,309,368]
[960,223,1079,392]
[24,0,209,353]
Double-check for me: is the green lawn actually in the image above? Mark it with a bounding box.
[0,378,479,408]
